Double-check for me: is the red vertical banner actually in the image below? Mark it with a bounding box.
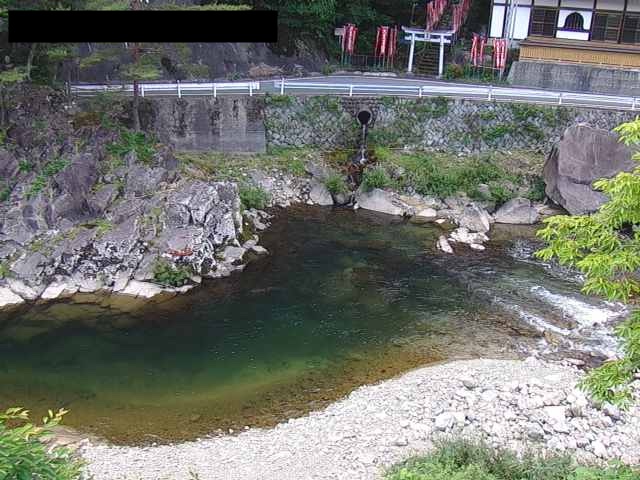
[493,39,507,70]
[379,26,389,58]
[470,33,479,66]
[478,36,486,66]
[348,25,358,54]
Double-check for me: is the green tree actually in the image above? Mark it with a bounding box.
[536,116,640,406]
[0,407,82,479]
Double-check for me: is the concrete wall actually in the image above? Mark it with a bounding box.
[508,61,640,97]
[150,97,266,153]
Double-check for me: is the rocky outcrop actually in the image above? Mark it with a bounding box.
[544,124,636,215]
[356,189,405,216]
[494,198,540,224]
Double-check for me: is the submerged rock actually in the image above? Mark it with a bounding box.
[457,204,492,233]
[309,180,333,206]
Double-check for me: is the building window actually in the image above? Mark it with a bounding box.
[621,14,640,43]
[562,12,585,30]
[530,7,558,36]
[591,12,622,41]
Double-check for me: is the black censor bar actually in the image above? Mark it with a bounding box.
[8,10,278,43]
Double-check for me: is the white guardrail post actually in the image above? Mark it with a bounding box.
[280,78,285,95]
[633,97,638,111]
[140,84,145,97]
[349,84,353,97]
[418,86,423,98]
[249,83,253,96]
[213,83,217,98]
[558,92,563,105]
[177,81,181,99]
[488,85,493,101]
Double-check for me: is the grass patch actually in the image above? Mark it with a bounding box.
[386,438,640,480]
[176,148,318,181]
[0,262,10,279]
[106,130,157,165]
[373,148,519,200]
[239,185,270,210]
[152,258,192,287]
[324,173,348,195]
[362,167,392,192]
[26,157,70,199]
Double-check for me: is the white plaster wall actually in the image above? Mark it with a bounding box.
[595,0,624,10]
[512,7,532,38]
[491,5,506,37]
[556,30,590,39]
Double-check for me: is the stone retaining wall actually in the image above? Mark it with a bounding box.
[264,95,636,153]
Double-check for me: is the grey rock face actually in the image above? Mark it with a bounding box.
[356,189,405,216]
[544,125,636,215]
[309,180,333,206]
[457,204,492,233]
[494,198,540,224]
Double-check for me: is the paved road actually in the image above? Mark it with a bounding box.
[70,74,639,111]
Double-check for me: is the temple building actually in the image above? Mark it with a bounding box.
[489,0,640,94]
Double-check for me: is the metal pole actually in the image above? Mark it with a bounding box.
[213,84,217,98]
[140,84,145,97]
[177,80,181,99]
[349,84,354,97]
[438,35,445,78]
[249,84,253,96]
[408,34,416,73]
[280,77,285,95]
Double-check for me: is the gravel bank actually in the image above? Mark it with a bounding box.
[81,358,640,480]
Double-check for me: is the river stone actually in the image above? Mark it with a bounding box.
[0,286,24,308]
[434,412,455,431]
[121,280,164,299]
[494,198,540,224]
[450,227,489,245]
[544,124,636,215]
[457,204,491,232]
[356,189,404,216]
[309,180,333,206]
[436,235,453,254]
[410,208,437,224]
[6,278,40,300]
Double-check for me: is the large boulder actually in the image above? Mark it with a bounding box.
[356,189,405,216]
[494,198,540,224]
[544,125,636,215]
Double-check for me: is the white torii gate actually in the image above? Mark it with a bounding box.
[402,27,453,77]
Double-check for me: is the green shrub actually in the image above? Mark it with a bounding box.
[239,185,270,210]
[489,184,513,205]
[362,167,391,192]
[25,158,70,199]
[265,94,294,107]
[324,173,348,195]
[445,63,465,79]
[527,176,547,202]
[106,130,156,165]
[18,160,33,173]
[386,438,639,480]
[0,262,9,279]
[152,258,192,287]
[0,184,11,202]
[0,407,82,480]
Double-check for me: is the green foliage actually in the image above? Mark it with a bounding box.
[386,438,639,480]
[0,67,27,86]
[0,262,10,279]
[0,183,11,202]
[107,130,156,165]
[239,185,270,210]
[18,160,33,173]
[83,218,113,237]
[264,94,294,107]
[362,167,392,192]
[26,158,70,199]
[488,184,512,204]
[536,117,640,406]
[152,258,192,288]
[445,63,465,79]
[527,176,547,202]
[374,149,517,199]
[324,173,348,195]
[0,407,82,480]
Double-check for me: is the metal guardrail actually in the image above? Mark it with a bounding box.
[275,80,640,111]
[70,79,639,111]
[71,81,261,98]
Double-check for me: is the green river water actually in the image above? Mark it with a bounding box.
[0,206,621,444]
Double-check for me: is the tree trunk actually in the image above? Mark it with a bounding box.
[26,43,38,81]
[132,79,140,132]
